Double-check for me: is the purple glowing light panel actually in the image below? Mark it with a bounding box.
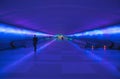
[69,25,120,36]
[0,23,52,36]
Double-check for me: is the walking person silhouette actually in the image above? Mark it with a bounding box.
[33,35,38,54]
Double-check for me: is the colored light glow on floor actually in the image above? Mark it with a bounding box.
[68,41,119,75]
[69,25,120,36]
[37,39,56,53]
[0,23,52,36]
[2,40,55,73]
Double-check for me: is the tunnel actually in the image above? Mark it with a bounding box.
[0,0,120,79]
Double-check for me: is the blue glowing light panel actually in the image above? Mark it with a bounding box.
[0,23,52,36]
[69,25,120,36]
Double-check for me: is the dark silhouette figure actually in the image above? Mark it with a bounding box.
[33,35,38,53]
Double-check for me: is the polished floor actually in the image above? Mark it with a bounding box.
[0,40,120,79]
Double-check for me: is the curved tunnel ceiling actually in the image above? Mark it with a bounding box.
[0,0,120,35]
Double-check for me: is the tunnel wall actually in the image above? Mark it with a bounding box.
[72,34,120,50]
[0,33,32,50]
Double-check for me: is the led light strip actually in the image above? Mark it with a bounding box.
[69,25,120,36]
[0,23,52,36]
